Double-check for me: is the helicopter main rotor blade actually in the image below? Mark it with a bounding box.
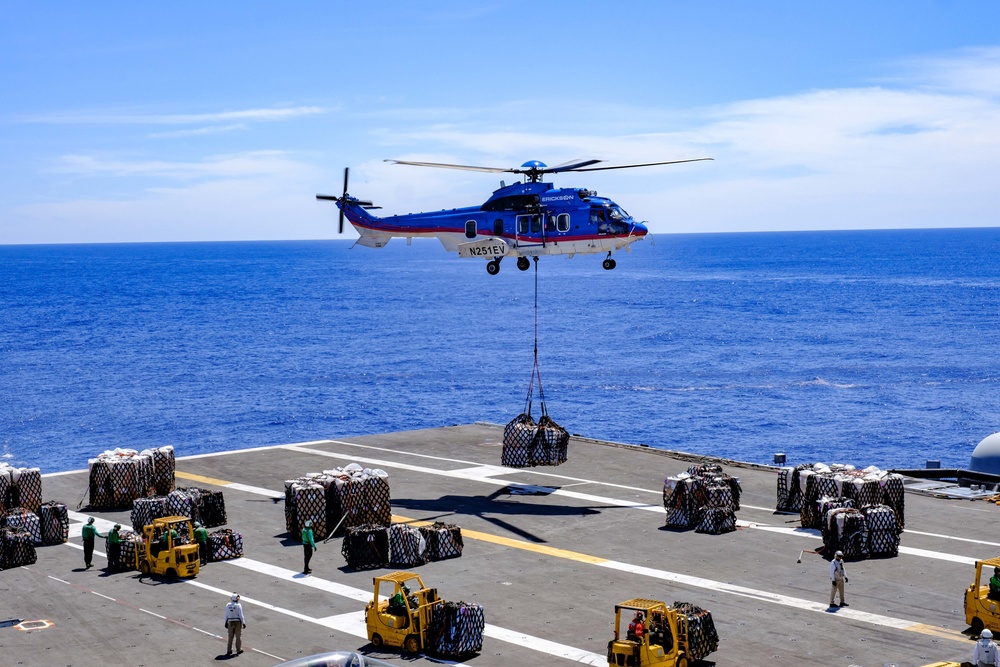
[385,159,511,174]
[316,195,339,201]
[570,157,714,172]
[547,158,604,172]
[339,167,350,233]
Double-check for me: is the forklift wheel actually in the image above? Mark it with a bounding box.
[370,634,383,649]
[139,560,151,576]
[972,616,985,635]
[403,634,420,654]
[675,655,688,667]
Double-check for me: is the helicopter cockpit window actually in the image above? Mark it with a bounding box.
[556,213,570,232]
[608,205,629,221]
[465,220,477,239]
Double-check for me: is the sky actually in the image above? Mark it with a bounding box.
[2,2,999,244]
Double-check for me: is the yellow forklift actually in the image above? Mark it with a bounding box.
[366,571,442,653]
[135,516,200,579]
[965,555,1000,635]
[608,599,716,667]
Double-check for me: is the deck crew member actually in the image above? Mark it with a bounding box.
[107,524,123,571]
[829,550,848,607]
[81,517,105,569]
[224,592,246,656]
[301,519,317,574]
[193,521,209,566]
[974,628,999,667]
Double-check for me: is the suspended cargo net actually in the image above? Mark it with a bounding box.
[284,465,391,540]
[501,257,569,468]
[3,508,42,545]
[0,527,37,569]
[0,464,43,515]
[208,529,244,561]
[672,602,719,661]
[39,501,69,545]
[430,601,485,657]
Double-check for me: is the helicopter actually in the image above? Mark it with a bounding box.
[317,157,712,274]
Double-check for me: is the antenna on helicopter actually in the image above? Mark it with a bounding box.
[316,167,379,233]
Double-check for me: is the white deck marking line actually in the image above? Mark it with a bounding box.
[903,529,1000,548]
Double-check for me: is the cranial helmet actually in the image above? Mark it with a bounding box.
[114,524,121,530]
[305,520,312,527]
[835,550,843,557]
[194,521,201,528]
[87,517,95,524]
[984,629,994,639]
[231,593,239,602]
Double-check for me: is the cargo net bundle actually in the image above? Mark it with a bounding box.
[663,464,742,534]
[161,487,227,528]
[776,463,905,532]
[672,601,719,662]
[0,527,37,569]
[341,521,464,570]
[208,528,244,561]
[106,529,141,571]
[86,446,174,510]
[822,503,901,560]
[0,463,43,515]
[284,464,391,541]
[39,501,69,545]
[3,508,42,545]
[429,601,485,658]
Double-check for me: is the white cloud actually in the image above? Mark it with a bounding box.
[21,106,327,125]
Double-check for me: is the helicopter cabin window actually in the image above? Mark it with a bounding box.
[516,214,541,234]
[465,220,477,238]
[545,215,555,232]
[493,219,504,236]
[556,213,570,232]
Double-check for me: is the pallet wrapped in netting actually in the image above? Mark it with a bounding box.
[820,499,855,553]
[0,527,37,569]
[4,509,42,545]
[285,480,327,538]
[694,507,736,535]
[196,489,227,528]
[142,445,175,495]
[672,601,718,661]
[863,504,900,557]
[530,415,569,466]
[828,508,868,560]
[880,474,905,531]
[0,464,43,515]
[341,524,389,569]
[502,413,535,467]
[39,501,69,544]
[165,488,200,524]
[286,465,391,540]
[419,522,464,561]
[131,496,169,533]
[87,449,155,509]
[388,523,428,566]
[430,601,485,657]
[208,529,244,561]
[663,477,701,528]
[107,529,140,571]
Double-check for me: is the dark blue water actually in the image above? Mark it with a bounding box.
[3,229,999,473]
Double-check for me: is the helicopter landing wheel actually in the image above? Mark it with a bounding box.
[602,258,617,270]
[486,259,501,275]
[517,257,530,271]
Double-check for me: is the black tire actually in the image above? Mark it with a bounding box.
[602,258,614,270]
[675,655,688,667]
[139,560,151,576]
[972,616,985,634]
[517,257,530,271]
[403,634,420,654]
[166,568,177,579]
[609,258,617,269]
[486,261,500,275]
[371,633,383,649]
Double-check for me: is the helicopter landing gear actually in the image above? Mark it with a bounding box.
[516,257,531,271]
[486,258,502,275]
[602,253,617,271]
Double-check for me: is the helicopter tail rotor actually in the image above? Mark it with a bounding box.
[316,167,378,234]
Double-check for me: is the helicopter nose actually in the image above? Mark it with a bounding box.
[631,221,649,237]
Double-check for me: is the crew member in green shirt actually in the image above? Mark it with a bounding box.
[107,524,123,570]
[193,521,209,566]
[301,519,317,574]
[81,517,105,569]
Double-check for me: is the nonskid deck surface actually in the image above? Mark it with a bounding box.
[2,424,994,666]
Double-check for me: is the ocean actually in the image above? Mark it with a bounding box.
[2,228,999,475]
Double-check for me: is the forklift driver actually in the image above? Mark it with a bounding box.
[990,567,1000,601]
[627,611,645,641]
